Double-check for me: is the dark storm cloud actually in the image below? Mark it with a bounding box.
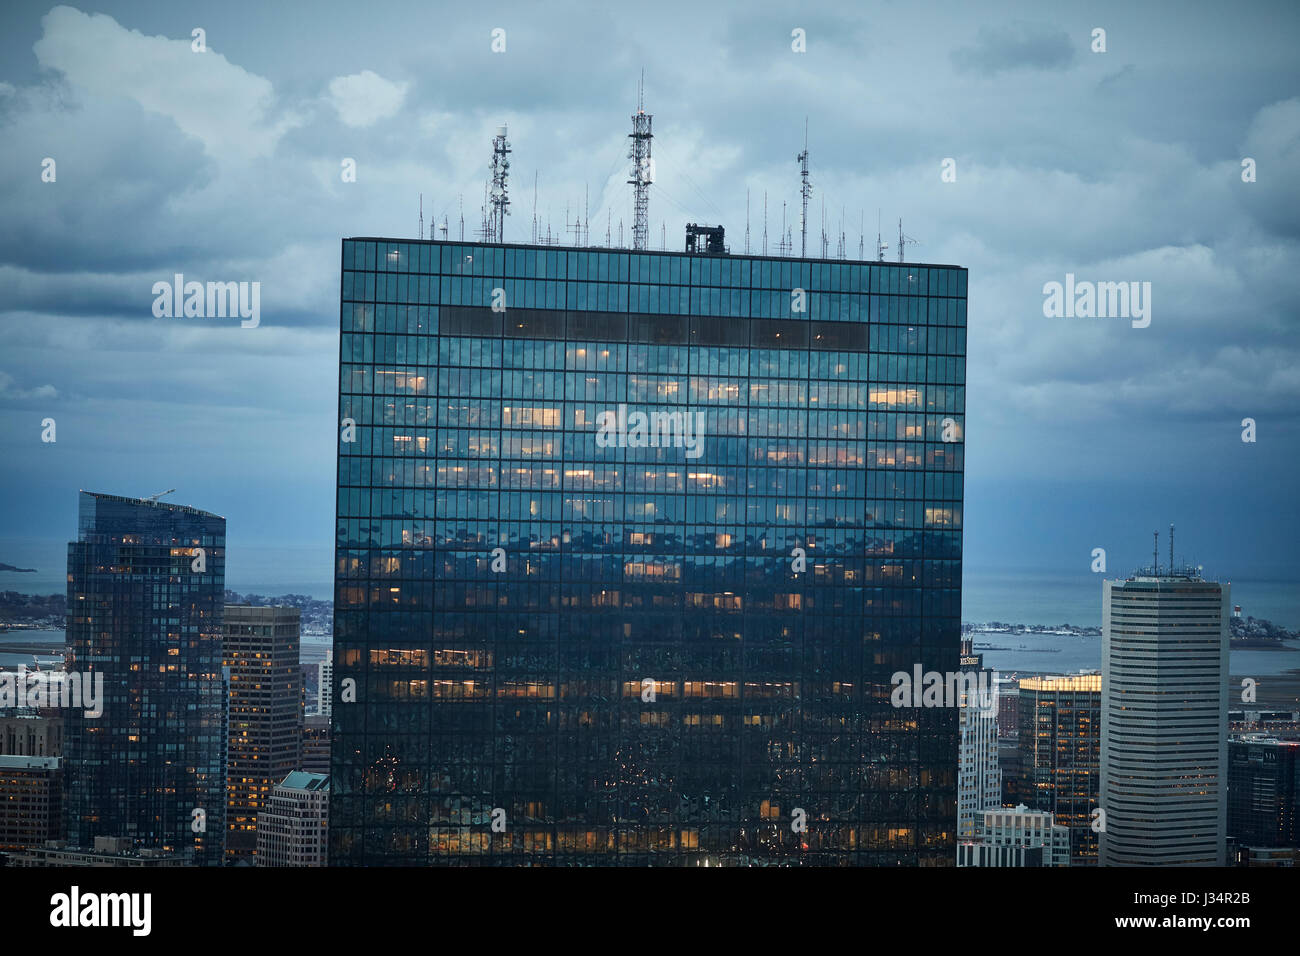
[0,0,1297,581]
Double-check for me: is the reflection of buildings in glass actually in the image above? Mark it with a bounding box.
[1227,735,1300,853]
[63,491,227,865]
[331,237,968,864]
[1018,674,1101,866]
[1100,571,1228,866]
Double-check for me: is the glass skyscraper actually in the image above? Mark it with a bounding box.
[63,491,227,865]
[331,238,967,865]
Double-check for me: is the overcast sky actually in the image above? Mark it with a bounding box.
[0,0,1297,589]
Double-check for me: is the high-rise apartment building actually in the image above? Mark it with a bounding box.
[0,755,61,851]
[223,604,303,862]
[302,714,331,774]
[1100,570,1229,866]
[1019,673,1101,865]
[1227,735,1300,850]
[957,804,1071,867]
[257,771,329,867]
[332,236,968,864]
[317,650,333,718]
[62,491,227,865]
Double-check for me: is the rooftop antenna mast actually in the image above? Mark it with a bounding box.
[798,119,811,257]
[440,215,448,240]
[459,195,464,241]
[627,71,653,251]
[762,192,768,255]
[745,189,751,254]
[858,210,864,260]
[488,124,511,242]
[897,218,921,263]
[418,193,423,241]
[820,195,828,257]
[1153,530,1159,574]
[532,171,539,244]
[876,209,887,261]
[1169,523,1174,572]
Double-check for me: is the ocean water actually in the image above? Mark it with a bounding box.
[2,537,1297,630]
[974,632,1300,678]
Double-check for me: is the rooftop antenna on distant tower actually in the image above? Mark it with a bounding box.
[876,209,887,261]
[627,71,653,251]
[532,171,539,244]
[1169,523,1175,571]
[459,195,464,241]
[661,221,666,250]
[1153,530,1160,574]
[859,210,865,260]
[606,209,612,247]
[798,119,811,257]
[488,125,511,242]
[418,193,423,241]
[762,192,768,256]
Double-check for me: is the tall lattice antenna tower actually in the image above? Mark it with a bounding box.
[876,209,887,261]
[762,192,769,255]
[627,73,653,251]
[798,119,811,257]
[418,193,423,240]
[487,125,511,243]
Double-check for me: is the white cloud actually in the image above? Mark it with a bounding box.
[327,70,408,128]
[33,5,301,164]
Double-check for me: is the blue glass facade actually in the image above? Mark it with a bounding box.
[63,491,227,864]
[332,239,966,864]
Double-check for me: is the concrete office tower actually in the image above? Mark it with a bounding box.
[1100,568,1229,866]
[63,491,227,865]
[958,682,1001,840]
[257,771,329,867]
[1019,674,1101,866]
[0,715,62,756]
[317,650,333,718]
[333,235,968,864]
[0,755,62,851]
[957,804,1071,867]
[223,605,303,863]
[956,640,1000,841]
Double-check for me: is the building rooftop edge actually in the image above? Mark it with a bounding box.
[343,236,968,272]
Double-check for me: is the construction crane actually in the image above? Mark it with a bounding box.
[142,488,175,502]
